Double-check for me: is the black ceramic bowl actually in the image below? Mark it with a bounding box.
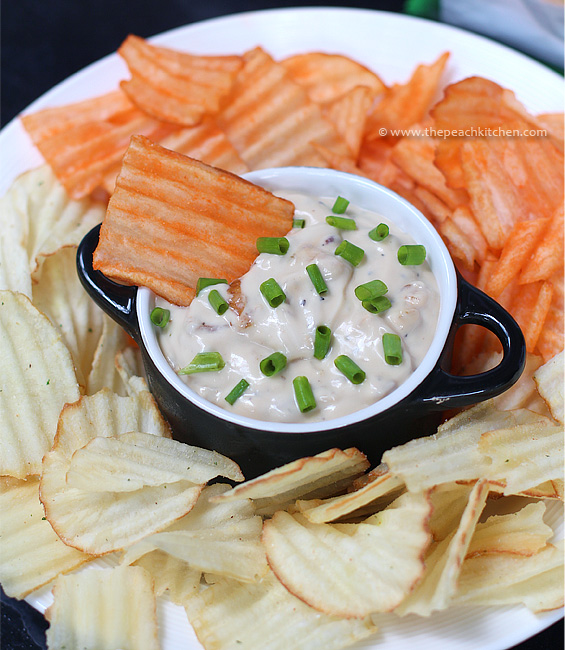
[77,167,525,478]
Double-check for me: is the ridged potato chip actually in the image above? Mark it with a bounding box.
[122,483,266,583]
[31,245,111,390]
[45,565,159,650]
[39,388,212,555]
[262,491,431,618]
[66,431,243,492]
[184,570,378,650]
[0,291,81,478]
[395,480,489,616]
[533,349,564,424]
[213,448,369,515]
[455,540,564,613]
[0,165,105,284]
[466,501,554,558]
[0,477,92,599]
[296,469,404,523]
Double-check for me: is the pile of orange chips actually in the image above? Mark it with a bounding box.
[20,35,564,365]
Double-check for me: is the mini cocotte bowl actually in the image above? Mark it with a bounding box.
[77,166,525,478]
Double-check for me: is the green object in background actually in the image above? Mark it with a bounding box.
[404,0,439,19]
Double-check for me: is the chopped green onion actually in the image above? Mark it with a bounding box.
[332,196,349,214]
[362,296,392,314]
[354,279,388,301]
[325,216,357,230]
[256,237,289,255]
[369,223,389,241]
[383,333,403,365]
[179,352,225,375]
[260,352,287,377]
[397,244,426,265]
[293,218,306,229]
[335,240,364,266]
[208,289,229,315]
[314,325,331,360]
[260,278,286,308]
[196,278,227,294]
[150,307,170,328]
[334,355,366,384]
[306,263,328,295]
[293,376,316,413]
[225,378,249,405]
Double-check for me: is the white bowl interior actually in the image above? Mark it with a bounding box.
[138,167,458,433]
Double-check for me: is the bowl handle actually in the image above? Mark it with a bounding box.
[76,224,140,341]
[414,275,526,410]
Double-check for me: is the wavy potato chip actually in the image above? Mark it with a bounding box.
[184,570,377,650]
[123,483,267,583]
[213,447,369,515]
[466,501,554,558]
[263,491,431,618]
[455,540,565,613]
[39,388,204,555]
[0,477,92,599]
[66,431,243,492]
[0,165,105,284]
[395,480,489,617]
[533,349,564,424]
[0,291,81,478]
[46,565,159,650]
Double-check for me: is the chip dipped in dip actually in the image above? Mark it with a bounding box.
[154,191,440,423]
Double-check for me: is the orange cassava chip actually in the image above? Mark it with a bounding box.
[364,52,449,136]
[217,47,352,169]
[118,35,242,126]
[93,135,295,306]
[281,52,386,105]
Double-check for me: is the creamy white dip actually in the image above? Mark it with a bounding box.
[155,191,440,423]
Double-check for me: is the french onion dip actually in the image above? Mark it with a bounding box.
[155,191,440,423]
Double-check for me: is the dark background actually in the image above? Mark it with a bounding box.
[1,1,563,648]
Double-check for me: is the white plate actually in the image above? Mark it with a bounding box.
[2,7,563,649]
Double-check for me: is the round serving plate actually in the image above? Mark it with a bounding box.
[1,7,562,650]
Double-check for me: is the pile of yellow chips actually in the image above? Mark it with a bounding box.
[1,35,563,650]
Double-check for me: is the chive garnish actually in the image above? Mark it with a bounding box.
[332,196,349,214]
[293,218,305,229]
[150,307,170,328]
[179,352,225,375]
[259,352,287,377]
[326,216,357,230]
[354,279,388,301]
[225,378,249,405]
[397,244,426,265]
[256,237,289,255]
[293,376,316,413]
[208,289,229,315]
[196,278,227,294]
[314,325,331,360]
[383,333,403,365]
[306,263,328,295]
[369,223,389,241]
[260,278,286,308]
[362,296,392,314]
[334,355,366,384]
[335,240,364,266]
